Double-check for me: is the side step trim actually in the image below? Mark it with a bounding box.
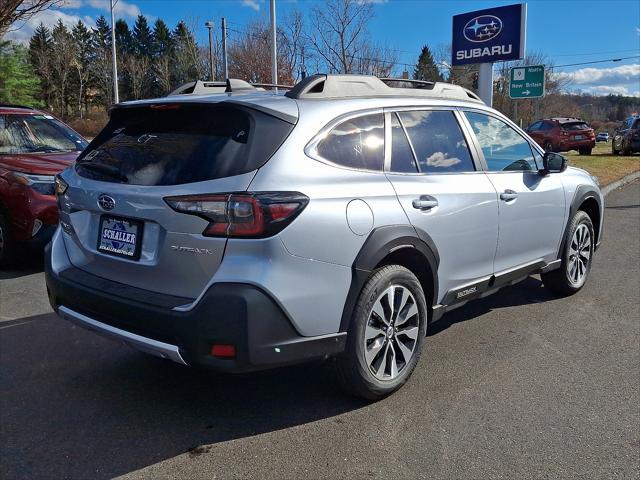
[57,306,188,365]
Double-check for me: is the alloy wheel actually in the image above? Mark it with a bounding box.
[363,285,420,381]
[568,224,591,285]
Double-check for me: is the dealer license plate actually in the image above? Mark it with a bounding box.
[97,216,143,260]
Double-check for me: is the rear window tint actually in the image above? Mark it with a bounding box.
[561,122,590,131]
[315,113,384,171]
[75,104,293,185]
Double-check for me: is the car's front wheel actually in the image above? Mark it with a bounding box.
[336,265,428,400]
[541,210,594,295]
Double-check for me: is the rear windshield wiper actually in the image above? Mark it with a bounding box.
[77,162,128,183]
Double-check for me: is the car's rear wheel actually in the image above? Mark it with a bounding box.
[0,211,16,268]
[578,148,592,155]
[543,141,555,152]
[541,210,594,295]
[336,265,427,400]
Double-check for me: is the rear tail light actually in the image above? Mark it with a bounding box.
[164,192,309,238]
[211,344,236,358]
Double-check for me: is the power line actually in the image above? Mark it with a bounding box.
[552,55,640,69]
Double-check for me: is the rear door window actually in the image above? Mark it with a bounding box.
[315,113,385,171]
[398,110,475,173]
[75,103,293,185]
[390,113,418,173]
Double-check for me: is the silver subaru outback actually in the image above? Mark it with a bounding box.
[46,75,603,399]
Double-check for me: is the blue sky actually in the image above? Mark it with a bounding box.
[6,0,640,96]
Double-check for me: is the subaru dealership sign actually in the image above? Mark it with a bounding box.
[452,4,527,66]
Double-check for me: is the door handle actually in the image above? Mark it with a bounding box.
[500,189,518,201]
[412,196,439,210]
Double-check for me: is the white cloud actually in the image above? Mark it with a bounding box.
[555,64,640,86]
[241,0,260,12]
[87,0,141,18]
[5,10,94,43]
[584,85,640,97]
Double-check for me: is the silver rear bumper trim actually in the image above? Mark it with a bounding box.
[57,305,188,365]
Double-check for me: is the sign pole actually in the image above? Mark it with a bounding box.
[478,62,493,106]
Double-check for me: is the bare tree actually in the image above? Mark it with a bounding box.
[122,54,149,100]
[50,19,76,117]
[307,0,373,74]
[279,9,307,82]
[1,0,63,38]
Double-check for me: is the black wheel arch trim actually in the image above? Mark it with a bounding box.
[339,225,439,333]
[558,184,603,258]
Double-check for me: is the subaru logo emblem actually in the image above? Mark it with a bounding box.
[464,15,503,43]
[98,194,116,211]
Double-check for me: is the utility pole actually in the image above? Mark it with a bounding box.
[221,17,228,80]
[110,0,119,104]
[205,21,214,81]
[270,0,278,90]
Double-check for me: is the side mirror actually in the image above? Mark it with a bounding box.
[540,152,567,175]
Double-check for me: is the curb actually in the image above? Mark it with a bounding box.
[601,171,640,196]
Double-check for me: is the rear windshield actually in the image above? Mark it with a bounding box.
[75,103,293,185]
[561,122,590,131]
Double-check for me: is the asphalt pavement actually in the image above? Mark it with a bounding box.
[1,180,638,480]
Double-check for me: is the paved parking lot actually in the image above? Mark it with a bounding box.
[1,181,638,480]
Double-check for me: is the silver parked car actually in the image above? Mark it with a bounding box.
[46,75,603,399]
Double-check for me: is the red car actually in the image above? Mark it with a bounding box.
[526,118,596,155]
[0,105,87,266]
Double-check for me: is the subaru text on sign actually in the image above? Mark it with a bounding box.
[452,3,527,66]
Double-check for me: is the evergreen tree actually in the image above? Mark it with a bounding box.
[152,19,173,95]
[413,45,443,82]
[115,19,132,99]
[132,15,153,56]
[0,41,42,106]
[28,23,52,106]
[71,20,93,117]
[115,19,133,53]
[91,16,114,108]
[172,21,203,86]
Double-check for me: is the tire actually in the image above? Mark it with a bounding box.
[578,148,592,156]
[541,211,594,296]
[622,141,632,156]
[0,211,16,268]
[543,141,555,153]
[336,265,428,400]
[612,143,620,155]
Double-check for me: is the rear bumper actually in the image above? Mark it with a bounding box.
[45,245,346,372]
[557,139,595,151]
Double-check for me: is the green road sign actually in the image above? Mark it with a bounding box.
[509,65,545,99]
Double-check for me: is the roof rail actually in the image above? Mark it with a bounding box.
[168,79,293,96]
[284,74,483,103]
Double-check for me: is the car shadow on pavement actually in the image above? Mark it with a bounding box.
[0,250,45,280]
[0,312,368,479]
[1,277,557,479]
[428,276,555,336]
